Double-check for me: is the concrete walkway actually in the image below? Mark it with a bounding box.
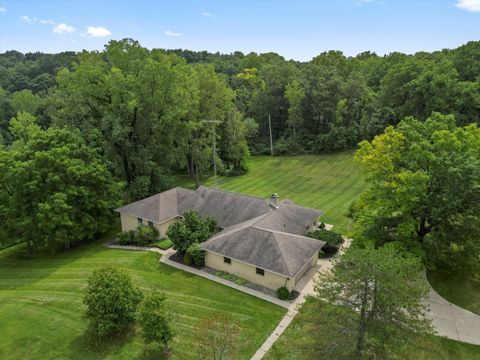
[426,286,480,345]
[104,242,165,253]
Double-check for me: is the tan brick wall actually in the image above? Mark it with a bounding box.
[205,251,296,291]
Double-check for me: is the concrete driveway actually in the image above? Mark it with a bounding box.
[426,287,480,345]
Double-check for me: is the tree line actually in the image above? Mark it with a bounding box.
[1,39,479,253]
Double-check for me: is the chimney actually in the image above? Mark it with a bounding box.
[270,193,279,209]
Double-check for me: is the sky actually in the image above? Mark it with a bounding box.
[0,0,479,61]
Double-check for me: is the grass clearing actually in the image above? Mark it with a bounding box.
[264,297,480,360]
[427,270,480,316]
[177,151,366,234]
[0,230,285,360]
[152,238,173,250]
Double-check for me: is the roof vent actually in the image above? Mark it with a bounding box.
[270,193,279,209]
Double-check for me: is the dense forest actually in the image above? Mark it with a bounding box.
[1,39,479,200]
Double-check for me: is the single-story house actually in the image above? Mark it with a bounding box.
[115,186,325,292]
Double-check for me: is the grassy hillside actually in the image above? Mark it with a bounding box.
[0,232,285,360]
[181,151,365,234]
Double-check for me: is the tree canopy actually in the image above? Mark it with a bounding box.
[354,113,480,272]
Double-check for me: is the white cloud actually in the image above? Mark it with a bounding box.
[165,30,182,37]
[86,26,111,37]
[456,0,480,12]
[20,15,34,23]
[53,23,75,34]
[39,19,56,25]
[202,11,217,18]
[0,7,6,12]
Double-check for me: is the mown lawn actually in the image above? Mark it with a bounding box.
[0,231,286,360]
[427,270,480,316]
[179,151,366,234]
[264,298,480,360]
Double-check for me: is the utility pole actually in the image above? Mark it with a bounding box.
[201,120,222,187]
[268,113,274,156]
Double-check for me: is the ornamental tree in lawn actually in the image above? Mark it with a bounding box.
[0,124,122,253]
[137,292,176,356]
[194,313,241,360]
[84,266,143,338]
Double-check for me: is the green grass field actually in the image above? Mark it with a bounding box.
[0,231,285,360]
[180,151,366,234]
[264,298,480,360]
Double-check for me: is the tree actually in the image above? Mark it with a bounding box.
[354,113,480,272]
[284,79,305,134]
[303,246,432,359]
[0,125,122,253]
[84,266,143,338]
[10,89,43,115]
[194,313,241,360]
[166,210,216,254]
[137,292,176,356]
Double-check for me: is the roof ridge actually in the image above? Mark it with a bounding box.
[252,225,313,239]
[197,186,270,203]
[250,226,291,275]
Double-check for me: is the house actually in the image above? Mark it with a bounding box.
[115,186,325,292]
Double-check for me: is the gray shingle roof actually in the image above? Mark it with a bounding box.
[115,186,273,228]
[201,222,325,277]
[116,186,325,277]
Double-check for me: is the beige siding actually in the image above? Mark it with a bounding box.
[120,213,139,232]
[120,213,178,239]
[205,252,296,291]
[153,218,178,238]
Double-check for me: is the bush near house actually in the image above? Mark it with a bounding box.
[277,286,290,300]
[308,229,344,256]
[187,243,206,266]
[116,225,158,246]
[167,210,216,265]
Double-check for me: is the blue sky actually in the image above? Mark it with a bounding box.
[0,0,479,61]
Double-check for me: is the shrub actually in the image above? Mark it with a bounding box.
[137,292,176,356]
[308,229,344,256]
[116,225,158,246]
[318,249,326,258]
[183,253,193,266]
[137,225,159,245]
[277,286,290,300]
[83,266,143,338]
[116,230,136,245]
[186,243,205,266]
[167,210,216,254]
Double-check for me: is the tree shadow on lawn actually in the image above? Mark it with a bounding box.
[68,325,137,359]
[0,230,118,291]
[139,344,170,360]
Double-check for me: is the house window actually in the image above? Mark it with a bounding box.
[137,218,143,225]
[224,257,231,264]
[148,221,154,227]
[256,267,265,276]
